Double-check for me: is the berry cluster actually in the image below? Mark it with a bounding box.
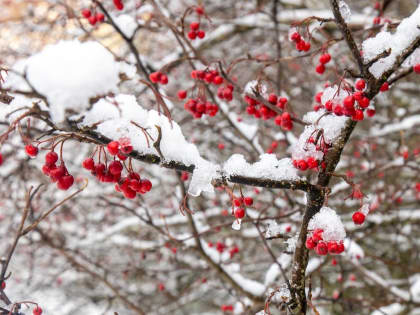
[183,98,219,118]
[217,84,234,102]
[290,32,311,52]
[81,9,105,26]
[315,53,331,75]
[292,156,319,171]
[187,22,205,40]
[149,71,169,85]
[191,69,224,86]
[305,229,345,256]
[82,140,152,199]
[245,94,293,130]
[232,196,253,219]
[42,151,75,191]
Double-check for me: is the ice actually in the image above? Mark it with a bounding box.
[224,154,301,182]
[339,1,351,22]
[6,40,121,122]
[113,14,138,38]
[362,5,420,78]
[308,207,346,242]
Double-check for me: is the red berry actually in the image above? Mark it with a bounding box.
[33,306,43,315]
[331,258,337,266]
[195,6,204,15]
[213,76,223,85]
[297,160,308,171]
[197,30,205,39]
[352,109,364,121]
[190,22,200,31]
[45,151,58,165]
[107,141,119,155]
[315,64,325,74]
[96,12,105,22]
[373,16,381,25]
[117,152,127,160]
[88,15,97,25]
[290,32,301,42]
[108,160,123,175]
[366,108,376,117]
[120,144,133,155]
[319,53,331,64]
[303,41,311,52]
[355,79,366,91]
[352,211,365,225]
[243,197,253,206]
[380,82,389,92]
[312,229,324,242]
[233,198,242,207]
[218,143,225,150]
[177,90,187,100]
[327,241,338,254]
[343,95,355,110]
[333,104,343,116]
[113,0,124,10]
[181,171,189,181]
[81,9,91,18]
[123,187,136,199]
[296,40,306,51]
[353,91,363,101]
[25,145,38,157]
[268,93,277,104]
[160,74,168,85]
[1,281,5,290]
[234,208,245,219]
[57,175,74,190]
[315,242,328,255]
[305,237,316,249]
[414,64,420,74]
[149,71,161,83]
[140,179,152,192]
[0,153,3,166]
[325,100,333,111]
[358,96,370,108]
[187,31,197,40]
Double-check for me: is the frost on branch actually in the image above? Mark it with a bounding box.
[6,40,121,122]
[362,5,420,78]
[223,154,301,182]
[308,207,346,242]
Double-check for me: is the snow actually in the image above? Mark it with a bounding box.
[343,238,364,262]
[264,255,291,286]
[7,40,121,122]
[339,1,351,22]
[113,14,138,38]
[362,5,420,78]
[308,207,346,242]
[188,159,220,196]
[224,154,301,182]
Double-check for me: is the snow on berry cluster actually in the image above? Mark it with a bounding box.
[306,207,346,256]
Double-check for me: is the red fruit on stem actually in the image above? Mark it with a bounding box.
[177,90,187,100]
[234,208,245,219]
[107,141,119,155]
[315,64,325,74]
[149,71,161,83]
[319,53,331,64]
[268,93,277,104]
[57,175,74,190]
[213,76,223,85]
[312,229,324,242]
[366,108,376,117]
[140,179,152,192]
[1,281,5,290]
[113,0,124,10]
[315,242,328,255]
[327,241,338,254]
[33,306,43,315]
[244,197,253,206]
[180,171,189,181]
[352,109,364,121]
[45,151,58,165]
[343,95,355,109]
[81,9,91,18]
[25,144,38,157]
[380,82,389,92]
[414,64,420,74]
[197,30,205,39]
[88,16,97,25]
[195,6,204,15]
[190,22,200,31]
[355,79,366,91]
[96,12,105,22]
[160,74,168,85]
[108,160,123,175]
[290,32,301,42]
[352,211,365,225]
[358,97,370,108]
[187,31,197,40]
[297,160,308,171]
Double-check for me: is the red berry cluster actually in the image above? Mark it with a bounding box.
[229,245,239,258]
[305,229,345,256]
[221,305,233,312]
[292,156,319,171]
[217,84,234,102]
[245,94,292,130]
[290,32,311,52]
[33,306,43,315]
[232,196,253,219]
[113,0,124,10]
[191,69,224,86]
[149,71,168,85]
[352,211,365,225]
[183,98,219,118]
[81,9,105,26]
[82,140,152,199]
[42,151,75,191]
[187,22,205,40]
[315,53,331,75]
